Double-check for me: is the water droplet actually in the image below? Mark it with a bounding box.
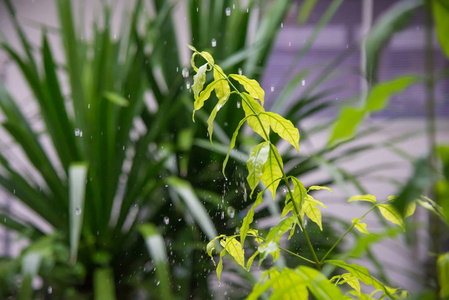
[301,79,305,86]
[281,22,284,28]
[236,101,241,108]
[88,104,90,109]
[233,4,235,9]
[227,207,235,218]
[247,8,249,13]
[74,128,80,136]
[164,217,170,225]
[270,85,274,92]
[75,207,82,215]
[156,281,160,286]
[47,286,52,294]
[211,38,217,47]
[196,7,199,12]
[221,212,225,219]
[182,68,189,78]
[238,68,242,75]
[113,34,117,40]
[176,67,179,72]
[186,82,191,89]
[225,7,231,16]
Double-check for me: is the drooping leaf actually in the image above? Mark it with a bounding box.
[207,91,230,142]
[261,145,283,199]
[192,79,226,120]
[222,114,256,176]
[259,216,296,261]
[216,249,226,281]
[260,112,300,152]
[242,93,270,139]
[331,273,361,295]
[352,218,369,234]
[378,204,405,230]
[241,191,264,245]
[308,186,333,193]
[213,64,230,100]
[206,234,225,261]
[247,250,260,271]
[303,195,324,230]
[220,237,245,269]
[348,194,377,204]
[230,74,265,106]
[192,63,208,100]
[246,142,270,194]
[190,50,214,71]
[326,260,396,295]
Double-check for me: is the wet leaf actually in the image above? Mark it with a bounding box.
[213,64,230,100]
[192,63,207,100]
[247,142,270,194]
[240,192,264,244]
[348,194,377,204]
[230,74,265,106]
[220,237,245,269]
[260,112,300,152]
[242,93,270,139]
[261,145,283,199]
[192,79,225,120]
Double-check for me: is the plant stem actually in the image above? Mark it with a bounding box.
[197,51,322,270]
[279,247,316,265]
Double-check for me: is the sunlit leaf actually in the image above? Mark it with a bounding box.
[207,91,230,142]
[242,93,270,139]
[206,234,225,261]
[187,44,197,52]
[260,112,300,152]
[261,145,283,199]
[291,177,307,215]
[192,63,207,100]
[331,273,361,295]
[230,74,265,106]
[348,194,377,204]
[295,266,345,299]
[352,218,369,234]
[247,250,260,271]
[270,269,309,300]
[308,186,333,193]
[281,201,294,219]
[240,192,264,245]
[247,142,270,194]
[259,216,296,262]
[220,237,245,269]
[213,64,230,100]
[303,195,323,230]
[378,204,405,230]
[192,79,225,120]
[328,107,365,145]
[216,249,226,281]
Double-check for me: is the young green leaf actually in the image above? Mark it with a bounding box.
[220,237,245,269]
[222,114,256,176]
[192,63,208,100]
[192,79,225,120]
[261,145,283,199]
[260,112,300,152]
[291,177,307,215]
[207,92,230,142]
[213,64,230,100]
[190,51,214,72]
[259,216,296,261]
[378,204,405,230]
[240,191,264,245]
[206,234,226,262]
[295,266,345,299]
[325,260,397,295]
[187,44,197,52]
[229,74,265,106]
[247,142,270,194]
[270,269,309,300]
[246,250,260,271]
[308,185,333,193]
[216,248,226,281]
[352,218,369,234]
[303,195,323,231]
[242,93,270,140]
[348,194,377,204]
[281,201,293,218]
[331,273,361,295]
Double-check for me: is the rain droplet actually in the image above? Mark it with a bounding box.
[236,101,241,108]
[88,104,90,109]
[301,79,305,86]
[74,128,80,136]
[221,212,225,219]
[238,68,242,75]
[47,286,52,294]
[227,207,235,218]
[164,217,170,225]
[211,38,217,47]
[233,4,235,9]
[270,85,275,92]
[182,68,189,78]
[247,8,249,13]
[186,82,191,89]
[281,22,284,28]
[225,7,231,16]
[156,281,160,286]
[75,207,82,215]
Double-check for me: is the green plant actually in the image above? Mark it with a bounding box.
[187,47,442,299]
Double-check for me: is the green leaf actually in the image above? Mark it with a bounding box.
[270,269,309,300]
[438,252,449,298]
[433,0,449,58]
[206,235,225,262]
[247,251,260,271]
[352,218,369,234]
[240,191,264,245]
[326,260,396,295]
[192,63,208,100]
[190,51,214,72]
[348,194,377,203]
[291,177,308,215]
[94,268,116,300]
[295,266,345,300]
[220,237,245,269]
[246,142,270,194]
[166,177,217,239]
[230,74,265,106]
[103,91,129,106]
[308,186,333,193]
[328,107,365,145]
[187,44,197,52]
[216,249,226,281]
[261,145,283,199]
[303,195,323,230]
[298,0,318,24]
[378,204,405,230]
[222,114,256,176]
[260,112,300,152]
[69,163,88,264]
[242,93,270,139]
[213,64,230,100]
[207,91,230,142]
[365,76,418,112]
[192,79,225,120]
[331,273,361,295]
[281,201,294,219]
[259,216,295,261]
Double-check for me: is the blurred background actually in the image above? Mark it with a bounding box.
[0,0,448,299]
